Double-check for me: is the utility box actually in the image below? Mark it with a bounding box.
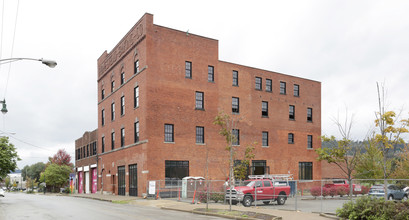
[181,176,205,199]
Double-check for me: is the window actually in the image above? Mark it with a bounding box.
[111,80,115,93]
[307,108,313,122]
[164,124,174,142]
[165,160,189,186]
[111,102,115,121]
[185,61,192,78]
[121,128,125,147]
[111,131,115,150]
[195,91,204,110]
[263,180,271,187]
[288,133,294,144]
[87,145,89,157]
[121,96,125,116]
[208,66,214,82]
[266,79,272,92]
[232,70,238,86]
[262,101,268,117]
[134,121,139,143]
[255,77,262,90]
[134,86,139,108]
[294,84,299,97]
[101,109,105,126]
[280,81,286,94]
[289,105,295,120]
[101,89,105,100]
[299,162,313,180]
[101,136,105,153]
[232,129,240,146]
[93,142,97,155]
[121,72,125,85]
[83,146,85,158]
[196,126,204,144]
[134,60,139,74]
[307,135,313,149]
[262,131,268,146]
[232,97,239,113]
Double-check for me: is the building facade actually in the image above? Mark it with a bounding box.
[75,129,98,194]
[76,13,321,196]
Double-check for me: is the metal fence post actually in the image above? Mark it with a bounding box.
[254,184,257,207]
[320,180,323,213]
[295,181,298,211]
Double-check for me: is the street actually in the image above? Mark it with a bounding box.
[0,193,225,220]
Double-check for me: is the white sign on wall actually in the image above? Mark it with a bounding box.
[148,181,156,195]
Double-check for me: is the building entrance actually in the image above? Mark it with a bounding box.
[129,164,137,196]
[118,166,126,196]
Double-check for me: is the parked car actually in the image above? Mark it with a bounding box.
[225,175,291,207]
[368,184,408,201]
[324,180,362,193]
[0,188,5,197]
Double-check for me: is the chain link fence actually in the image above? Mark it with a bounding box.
[146,178,409,214]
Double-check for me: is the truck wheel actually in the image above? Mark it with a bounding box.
[388,195,394,201]
[277,195,286,205]
[243,195,252,207]
[263,201,270,205]
[403,195,408,201]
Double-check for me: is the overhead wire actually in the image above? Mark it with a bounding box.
[3,0,20,98]
[0,129,54,152]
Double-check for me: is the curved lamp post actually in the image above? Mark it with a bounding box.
[0,57,58,114]
[0,57,57,68]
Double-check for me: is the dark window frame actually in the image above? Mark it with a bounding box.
[232,97,239,113]
[208,65,214,82]
[185,61,192,78]
[121,96,125,116]
[134,60,139,74]
[121,72,125,85]
[101,89,105,100]
[294,84,300,97]
[307,108,313,122]
[289,105,295,120]
[266,79,272,92]
[288,133,294,144]
[196,126,204,144]
[111,80,115,93]
[307,135,313,149]
[299,162,313,180]
[134,121,139,143]
[262,131,269,146]
[262,101,268,117]
[195,91,204,110]
[134,86,139,108]
[121,128,125,147]
[101,136,105,153]
[164,124,174,142]
[280,81,286,94]
[111,102,115,121]
[232,70,238,86]
[101,109,105,126]
[255,77,262,90]
[111,131,115,150]
[232,129,240,146]
[165,160,189,187]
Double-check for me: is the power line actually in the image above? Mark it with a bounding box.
[0,129,53,152]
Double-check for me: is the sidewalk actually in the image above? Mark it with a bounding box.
[69,193,336,220]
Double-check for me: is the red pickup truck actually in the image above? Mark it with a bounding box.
[225,178,291,207]
[324,180,361,192]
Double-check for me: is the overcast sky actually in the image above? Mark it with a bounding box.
[0,0,408,169]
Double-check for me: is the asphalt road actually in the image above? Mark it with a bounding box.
[0,193,225,220]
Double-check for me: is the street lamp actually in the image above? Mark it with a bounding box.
[0,57,57,68]
[0,100,7,114]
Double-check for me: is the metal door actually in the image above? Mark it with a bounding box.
[129,164,138,196]
[118,166,126,196]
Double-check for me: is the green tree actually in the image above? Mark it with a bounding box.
[5,176,11,190]
[391,145,409,179]
[374,83,409,199]
[354,138,385,181]
[41,164,71,191]
[0,137,20,181]
[316,112,362,197]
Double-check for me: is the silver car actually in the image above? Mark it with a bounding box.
[368,184,408,201]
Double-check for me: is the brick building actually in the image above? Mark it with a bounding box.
[75,129,98,194]
[75,13,321,196]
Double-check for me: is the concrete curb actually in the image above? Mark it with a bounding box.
[161,207,282,220]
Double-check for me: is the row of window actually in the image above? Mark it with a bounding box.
[76,141,97,160]
[101,121,140,153]
[101,86,139,126]
[164,124,314,148]
[196,91,313,122]
[185,61,301,97]
[165,160,313,184]
[101,60,140,101]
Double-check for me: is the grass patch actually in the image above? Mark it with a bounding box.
[194,208,277,220]
[112,200,131,204]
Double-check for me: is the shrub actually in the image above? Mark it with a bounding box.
[210,193,224,203]
[329,187,337,197]
[310,186,321,198]
[322,187,330,197]
[198,191,208,203]
[337,187,348,197]
[336,196,409,219]
[360,186,369,195]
